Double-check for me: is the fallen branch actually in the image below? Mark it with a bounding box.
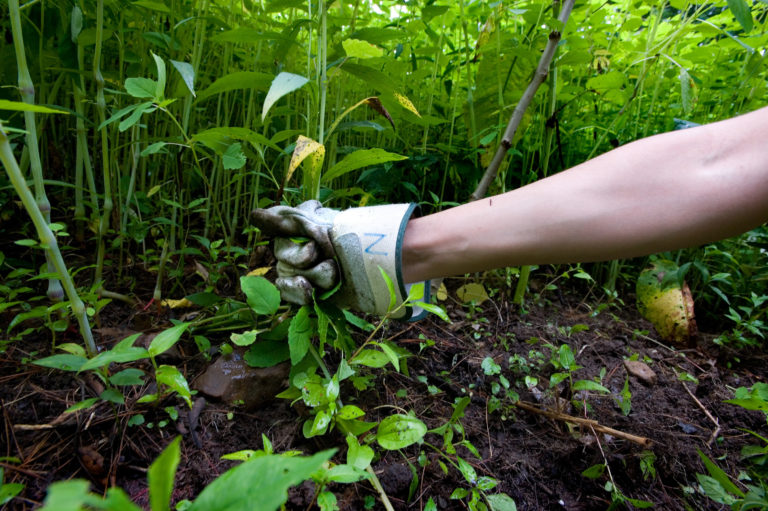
[682,382,721,447]
[470,0,575,202]
[515,400,652,448]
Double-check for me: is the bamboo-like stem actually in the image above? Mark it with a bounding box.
[93,0,113,289]
[317,0,328,148]
[0,122,97,356]
[469,0,574,202]
[9,0,64,302]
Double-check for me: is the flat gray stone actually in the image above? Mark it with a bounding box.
[193,351,289,410]
[623,360,658,386]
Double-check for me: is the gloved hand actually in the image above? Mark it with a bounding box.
[250,200,430,320]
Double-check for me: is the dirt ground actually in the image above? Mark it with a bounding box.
[1,270,767,510]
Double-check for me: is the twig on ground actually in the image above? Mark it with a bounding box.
[515,400,652,448]
[681,382,721,447]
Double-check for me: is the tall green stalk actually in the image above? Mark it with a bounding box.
[9,0,64,302]
[1,122,97,356]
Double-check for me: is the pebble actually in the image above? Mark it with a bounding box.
[623,360,658,386]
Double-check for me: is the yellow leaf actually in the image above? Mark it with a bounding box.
[436,282,448,301]
[456,283,489,305]
[392,92,420,117]
[247,266,272,276]
[161,297,195,309]
[636,261,697,345]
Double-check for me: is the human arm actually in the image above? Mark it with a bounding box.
[402,106,768,283]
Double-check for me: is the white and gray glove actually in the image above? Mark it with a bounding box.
[250,200,430,320]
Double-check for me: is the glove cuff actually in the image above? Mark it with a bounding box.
[331,203,430,320]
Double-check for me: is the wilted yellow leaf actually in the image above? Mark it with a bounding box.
[636,260,697,345]
[286,135,325,189]
[436,282,448,301]
[456,283,489,305]
[392,92,420,117]
[247,266,272,277]
[161,297,195,309]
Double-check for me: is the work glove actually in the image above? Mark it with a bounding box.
[250,200,430,320]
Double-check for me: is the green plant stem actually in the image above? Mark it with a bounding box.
[9,0,64,302]
[1,122,97,356]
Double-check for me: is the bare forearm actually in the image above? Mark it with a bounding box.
[403,107,768,283]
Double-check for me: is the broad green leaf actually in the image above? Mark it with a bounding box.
[109,368,146,386]
[586,71,625,91]
[262,72,309,121]
[341,63,397,94]
[457,457,477,484]
[171,60,195,97]
[326,464,369,483]
[0,100,67,114]
[581,463,606,479]
[244,341,290,368]
[152,52,166,98]
[346,434,374,470]
[486,493,518,511]
[342,39,384,59]
[323,149,408,183]
[288,306,312,365]
[192,127,280,154]
[697,474,738,505]
[119,102,155,132]
[70,6,83,42]
[39,479,91,511]
[125,77,158,99]
[148,323,189,359]
[210,28,284,44]
[350,349,389,368]
[338,405,365,420]
[416,302,450,322]
[33,354,87,372]
[80,334,148,371]
[572,380,610,393]
[187,451,334,511]
[197,72,273,101]
[141,142,170,156]
[378,341,400,372]
[156,365,193,407]
[222,142,246,170]
[100,388,125,405]
[230,329,261,347]
[726,0,753,32]
[240,276,280,316]
[148,437,181,511]
[317,491,337,511]
[376,414,427,450]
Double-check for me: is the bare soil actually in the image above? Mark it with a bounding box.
[1,270,766,510]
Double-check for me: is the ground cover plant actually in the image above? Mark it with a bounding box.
[1,0,768,509]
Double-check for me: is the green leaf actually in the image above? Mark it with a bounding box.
[70,6,83,42]
[240,276,280,316]
[586,71,626,91]
[80,334,148,371]
[326,464,370,483]
[486,493,518,511]
[110,368,146,386]
[100,388,125,405]
[338,405,365,420]
[197,72,273,101]
[33,354,87,372]
[261,72,309,121]
[727,0,753,31]
[39,479,91,511]
[317,491,338,511]
[581,463,606,479]
[171,60,195,97]
[697,474,738,505]
[210,28,284,44]
[350,349,389,368]
[64,397,99,413]
[132,1,170,13]
[152,52,166,98]
[323,148,408,183]
[156,365,193,408]
[125,77,158,99]
[0,100,67,114]
[288,306,312,365]
[456,457,477,485]
[148,437,181,511]
[148,323,189,359]
[697,449,745,498]
[416,302,450,322]
[141,142,170,156]
[572,380,610,393]
[378,267,397,312]
[244,341,290,368]
[342,39,384,59]
[119,102,154,132]
[378,342,400,372]
[376,414,427,450]
[187,451,334,511]
[230,329,260,347]
[222,142,246,170]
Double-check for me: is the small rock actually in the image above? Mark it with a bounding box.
[193,351,289,410]
[623,360,658,385]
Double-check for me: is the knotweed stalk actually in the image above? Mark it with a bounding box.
[1,122,97,356]
[9,0,64,302]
